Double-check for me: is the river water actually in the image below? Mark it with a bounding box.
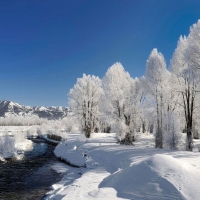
[0,138,64,200]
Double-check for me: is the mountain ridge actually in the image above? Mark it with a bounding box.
[0,100,70,119]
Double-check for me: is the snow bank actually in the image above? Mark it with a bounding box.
[58,169,126,200]
[46,167,127,200]
[15,139,33,151]
[151,154,200,200]
[54,133,117,167]
[54,142,86,167]
[54,134,87,167]
[100,154,199,199]
[0,130,33,160]
[100,154,200,200]
[49,132,200,200]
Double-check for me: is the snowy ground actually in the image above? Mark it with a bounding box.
[0,126,32,133]
[15,138,33,151]
[44,132,200,200]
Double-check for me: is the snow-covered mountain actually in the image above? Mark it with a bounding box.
[0,100,70,119]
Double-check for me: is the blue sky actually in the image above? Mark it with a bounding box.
[1,0,200,106]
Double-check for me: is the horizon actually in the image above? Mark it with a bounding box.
[1,0,200,106]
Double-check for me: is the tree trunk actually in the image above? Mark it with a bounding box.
[183,85,194,151]
[155,92,162,148]
[142,122,146,133]
[186,129,193,151]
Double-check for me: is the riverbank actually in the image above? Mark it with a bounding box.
[0,125,35,161]
[0,137,33,161]
[42,134,61,145]
[46,132,200,200]
[0,138,65,200]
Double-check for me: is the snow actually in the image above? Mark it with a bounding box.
[0,138,33,161]
[193,139,200,152]
[34,106,48,111]
[150,154,200,200]
[0,126,31,135]
[45,132,200,200]
[15,139,33,151]
[51,163,69,174]
[43,135,61,145]
[0,126,34,160]
[52,169,126,200]
[9,101,22,108]
[54,139,87,167]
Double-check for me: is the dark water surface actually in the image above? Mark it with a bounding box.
[0,138,64,200]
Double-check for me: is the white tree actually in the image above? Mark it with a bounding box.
[142,48,168,148]
[186,20,200,70]
[68,74,103,138]
[101,62,135,143]
[164,111,182,150]
[170,22,200,150]
[124,77,145,134]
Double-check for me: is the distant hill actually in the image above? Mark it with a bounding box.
[0,100,70,119]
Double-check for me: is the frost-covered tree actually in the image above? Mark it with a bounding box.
[170,23,200,150]
[0,115,47,126]
[185,20,200,141]
[186,20,200,71]
[142,49,168,148]
[61,116,78,132]
[68,74,103,138]
[164,111,182,150]
[124,77,145,134]
[101,62,135,144]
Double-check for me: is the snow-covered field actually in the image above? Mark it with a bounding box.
[0,126,31,134]
[45,132,200,200]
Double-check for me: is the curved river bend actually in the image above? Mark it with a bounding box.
[0,138,64,200]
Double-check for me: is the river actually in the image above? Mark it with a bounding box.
[0,138,65,200]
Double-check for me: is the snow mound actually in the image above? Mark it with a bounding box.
[15,139,33,151]
[151,154,200,200]
[100,154,200,200]
[54,142,86,167]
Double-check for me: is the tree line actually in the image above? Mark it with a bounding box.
[68,20,200,151]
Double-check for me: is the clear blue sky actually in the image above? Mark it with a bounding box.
[1,0,200,106]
